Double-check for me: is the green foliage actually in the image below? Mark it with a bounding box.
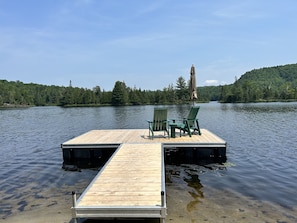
[220,63,297,102]
[0,80,62,106]
[198,86,222,102]
[175,76,188,102]
[111,81,129,106]
[2,63,297,107]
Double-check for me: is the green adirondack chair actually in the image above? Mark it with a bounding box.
[147,108,169,139]
[176,106,201,137]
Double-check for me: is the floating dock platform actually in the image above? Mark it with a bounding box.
[61,128,226,222]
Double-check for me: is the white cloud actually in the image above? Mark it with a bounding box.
[205,80,219,85]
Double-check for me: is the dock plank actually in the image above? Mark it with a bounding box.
[62,128,226,147]
[76,143,162,207]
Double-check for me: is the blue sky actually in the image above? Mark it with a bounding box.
[1,0,297,90]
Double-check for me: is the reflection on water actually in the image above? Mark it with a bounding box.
[230,102,297,113]
[166,164,227,214]
[180,167,204,213]
[165,162,297,223]
[1,103,297,222]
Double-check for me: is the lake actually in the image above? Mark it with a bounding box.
[1,102,297,222]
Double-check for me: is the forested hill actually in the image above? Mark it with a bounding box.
[220,63,297,102]
[238,63,297,85]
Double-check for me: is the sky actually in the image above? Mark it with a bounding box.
[1,0,297,91]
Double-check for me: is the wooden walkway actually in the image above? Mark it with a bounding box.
[65,128,226,222]
[72,143,166,221]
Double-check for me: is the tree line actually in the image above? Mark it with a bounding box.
[1,63,297,107]
[0,76,203,107]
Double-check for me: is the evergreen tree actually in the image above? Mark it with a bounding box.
[176,76,187,102]
[93,86,101,104]
[111,81,128,105]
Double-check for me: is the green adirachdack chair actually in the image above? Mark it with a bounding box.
[175,106,201,137]
[147,108,169,139]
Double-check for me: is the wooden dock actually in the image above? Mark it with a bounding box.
[62,128,226,222]
[62,128,226,148]
[72,143,166,222]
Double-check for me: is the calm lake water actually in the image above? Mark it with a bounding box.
[1,102,297,222]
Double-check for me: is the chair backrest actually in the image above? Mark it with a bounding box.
[186,106,200,127]
[153,108,168,131]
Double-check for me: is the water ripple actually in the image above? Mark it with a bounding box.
[1,103,297,220]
